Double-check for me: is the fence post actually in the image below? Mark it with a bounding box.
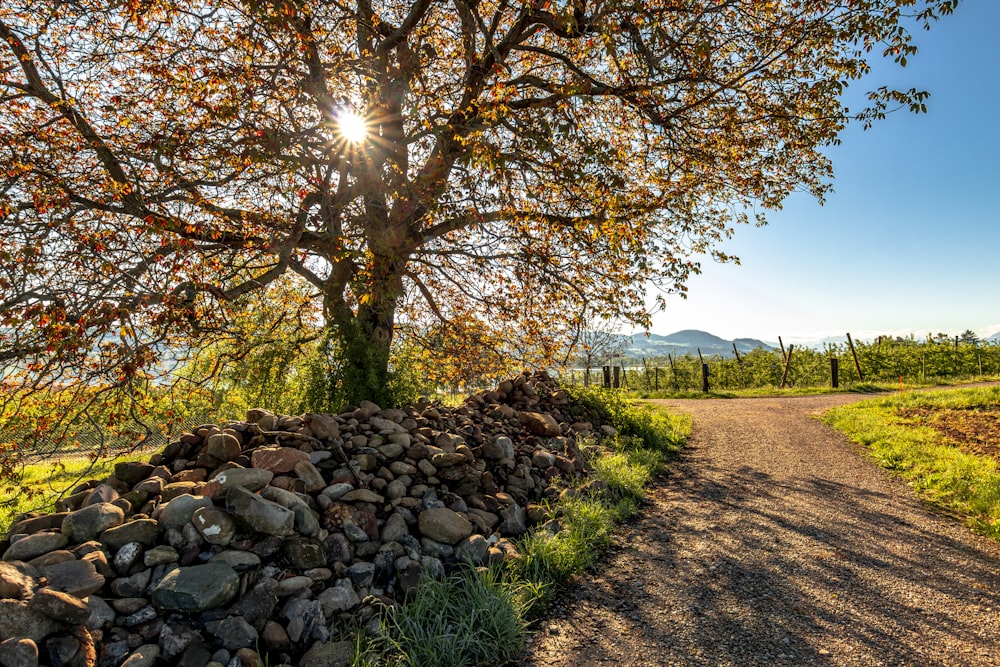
[602,365,611,388]
[830,357,839,388]
[701,363,710,393]
[655,366,659,391]
[780,344,794,388]
[846,333,864,381]
[612,365,621,389]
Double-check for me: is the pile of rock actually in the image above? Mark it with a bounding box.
[0,372,616,667]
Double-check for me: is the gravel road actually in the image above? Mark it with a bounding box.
[521,394,1000,666]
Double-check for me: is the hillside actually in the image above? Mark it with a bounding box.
[625,329,773,359]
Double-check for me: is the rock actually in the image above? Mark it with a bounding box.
[191,507,237,545]
[293,460,326,493]
[205,433,243,462]
[86,595,116,631]
[38,558,105,598]
[417,508,472,545]
[120,644,159,667]
[298,640,353,667]
[317,579,359,616]
[282,536,326,570]
[28,587,91,624]
[203,468,273,496]
[100,519,161,551]
[499,503,529,536]
[155,494,214,529]
[61,503,124,543]
[305,413,339,440]
[6,513,68,539]
[455,534,490,565]
[519,411,561,436]
[339,489,384,504]
[225,487,295,537]
[205,616,258,651]
[250,446,310,474]
[0,599,62,644]
[151,562,240,612]
[2,532,67,562]
[115,461,155,487]
[0,561,36,599]
[0,637,38,667]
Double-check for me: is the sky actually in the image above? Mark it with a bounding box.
[644,0,1000,346]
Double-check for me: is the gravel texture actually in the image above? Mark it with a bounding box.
[521,394,1000,666]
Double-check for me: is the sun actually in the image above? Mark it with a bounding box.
[338,111,368,143]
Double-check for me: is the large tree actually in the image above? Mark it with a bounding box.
[1,0,957,405]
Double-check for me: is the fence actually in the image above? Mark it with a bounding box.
[554,336,1000,393]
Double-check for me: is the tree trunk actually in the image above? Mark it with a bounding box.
[326,254,405,407]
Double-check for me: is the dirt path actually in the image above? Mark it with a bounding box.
[521,394,1000,666]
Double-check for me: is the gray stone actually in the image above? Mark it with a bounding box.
[143,546,179,567]
[123,604,158,627]
[259,486,319,536]
[0,637,38,667]
[100,639,132,667]
[156,494,214,529]
[0,599,61,643]
[114,542,143,573]
[86,595,116,631]
[293,460,327,493]
[100,519,162,551]
[209,550,261,572]
[274,576,312,597]
[114,461,155,487]
[299,640,353,667]
[455,534,490,565]
[27,587,90,624]
[205,616,258,651]
[305,413,339,440]
[0,561,36,600]
[317,579,359,616]
[110,569,151,598]
[38,558,104,598]
[283,536,326,570]
[151,562,240,612]
[380,513,410,543]
[2,532,67,562]
[339,489,384,504]
[344,561,375,588]
[499,503,529,536]
[191,507,237,546]
[319,483,354,501]
[225,486,295,537]
[206,467,273,493]
[61,503,125,543]
[417,508,472,545]
[120,644,159,667]
[205,432,242,462]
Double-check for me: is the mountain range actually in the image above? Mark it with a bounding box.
[621,329,773,359]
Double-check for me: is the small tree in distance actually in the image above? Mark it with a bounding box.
[1,0,959,413]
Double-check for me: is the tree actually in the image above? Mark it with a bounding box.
[1,0,958,406]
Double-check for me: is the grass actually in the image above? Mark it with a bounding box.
[1,456,119,533]
[354,386,690,665]
[823,386,1000,542]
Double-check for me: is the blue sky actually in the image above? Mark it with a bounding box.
[647,0,1000,345]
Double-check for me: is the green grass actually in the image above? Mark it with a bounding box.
[369,566,534,667]
[823,386,1000,541]
[1,456,118,533]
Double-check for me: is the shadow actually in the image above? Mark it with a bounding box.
[520,422,1000,666]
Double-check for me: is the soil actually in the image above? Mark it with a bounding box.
[519,392,1000,666]
[896,405,1000,461]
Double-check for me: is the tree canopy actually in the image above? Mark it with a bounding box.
[1,0,958,408]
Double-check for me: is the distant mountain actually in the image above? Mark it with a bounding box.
[624,329,772,359]
[989,332,1000,342]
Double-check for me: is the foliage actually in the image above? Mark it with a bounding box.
[1,456,118,533]
[0,0,960,418]
[823,387,1000,542]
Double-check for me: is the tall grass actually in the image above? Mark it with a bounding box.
[824,386,1000,541]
